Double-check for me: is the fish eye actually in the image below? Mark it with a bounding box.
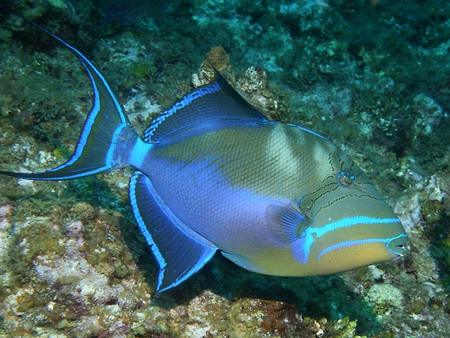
[336,171,356,188]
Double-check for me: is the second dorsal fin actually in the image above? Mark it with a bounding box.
[143,71,271,144]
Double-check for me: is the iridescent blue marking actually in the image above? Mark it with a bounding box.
[105,124,128,167]
[129,172,217,291]
[1,17,408,291]
[144,82,222,141]
[317,233,408,259]
[129,173,168,289]
[336,171,357,188]
[295,216,402,264]
[129,138,151,169]
[36,24,127,125]
[288,124,333,145]
[26,20,128,178]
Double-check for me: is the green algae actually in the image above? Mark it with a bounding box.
[329,317,358,338]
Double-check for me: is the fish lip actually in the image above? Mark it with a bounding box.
[387,234,409,256]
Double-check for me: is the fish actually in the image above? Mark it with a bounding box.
[0,18,408,292]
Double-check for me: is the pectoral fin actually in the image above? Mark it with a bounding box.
[266,202,311,243]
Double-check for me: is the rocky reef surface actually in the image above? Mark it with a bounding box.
[0,0,449,337]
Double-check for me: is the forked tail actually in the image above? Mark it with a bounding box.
[0,16,142,181]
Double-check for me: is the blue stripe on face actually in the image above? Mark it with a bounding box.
[293,216,402,264]
[317,233,408,260]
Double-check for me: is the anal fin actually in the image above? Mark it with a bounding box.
[129,172,217,292]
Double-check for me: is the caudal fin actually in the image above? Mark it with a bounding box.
[0,17,138,181]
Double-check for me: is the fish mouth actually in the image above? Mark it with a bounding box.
[387,234,408,256]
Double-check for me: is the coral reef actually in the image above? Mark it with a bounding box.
[0,0,449,337]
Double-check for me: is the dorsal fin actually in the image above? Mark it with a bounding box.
[143,71,271,144]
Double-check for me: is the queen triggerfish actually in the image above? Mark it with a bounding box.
[0,18,408,292]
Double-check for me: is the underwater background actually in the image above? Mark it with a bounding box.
[0,0,449,337]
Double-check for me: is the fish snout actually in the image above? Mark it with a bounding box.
[386,232,408,256]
